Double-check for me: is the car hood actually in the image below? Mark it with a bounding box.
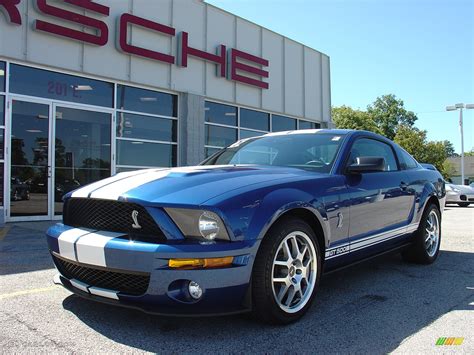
[448,184,474,194]
[67,165,321,206]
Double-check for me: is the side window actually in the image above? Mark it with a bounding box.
[349,138,398,171]
[399,149,418,170]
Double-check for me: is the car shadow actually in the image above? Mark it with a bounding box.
[62,250,474,353]
[0,222,56,275]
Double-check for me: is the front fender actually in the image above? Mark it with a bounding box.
[246,188,330,246]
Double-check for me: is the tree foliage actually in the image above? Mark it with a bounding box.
[367,94,417,140]
[332,94,456,179]
[332,106,380,134]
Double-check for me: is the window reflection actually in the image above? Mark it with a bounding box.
[241,109,269,131]
[116,112,177,142]
[117,140,177,167]
[205,101,237,126]
[10,64,113,107]
[55,107,111,215]
[205,125,237,147]
[117,85,177,117]
[273,115,296,132]
[10,101,49,216]
[0,62,5,92]
[0,95,4,126]
[299,121,321,129]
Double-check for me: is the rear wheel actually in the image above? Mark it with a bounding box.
[402,204,441,264]
[458,202,470,207]
[251,217,321,324]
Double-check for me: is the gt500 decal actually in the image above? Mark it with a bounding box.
[325,245,349,258]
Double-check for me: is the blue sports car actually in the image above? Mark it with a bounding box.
[46,129,445,324]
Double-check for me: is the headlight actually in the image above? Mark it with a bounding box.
[452,187,460,193]
[165,208,230,241]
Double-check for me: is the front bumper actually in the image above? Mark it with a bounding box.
[47,224,260,316]
[446,191,474,204]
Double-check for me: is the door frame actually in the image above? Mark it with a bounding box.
[5,97,114,222]
[6,95,54,221]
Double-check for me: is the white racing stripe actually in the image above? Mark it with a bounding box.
[75,231,124,266]
[58,228,94,261]
[71,169,150,198]
[88,286,119,300]
[70,279,90,293]
[89,169,170,200]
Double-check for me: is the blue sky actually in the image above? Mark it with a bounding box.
[206,0,474,153]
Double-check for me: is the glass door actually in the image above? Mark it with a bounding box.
[53,104,112,216]
[8,98,52,219]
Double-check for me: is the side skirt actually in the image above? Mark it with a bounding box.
[322,243,412,276]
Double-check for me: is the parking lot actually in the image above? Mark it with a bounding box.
[0,206,472,354]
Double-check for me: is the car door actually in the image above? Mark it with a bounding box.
[344,138,413,250]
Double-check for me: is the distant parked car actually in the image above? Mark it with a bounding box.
[445,184,474,207]
[10,177,30,201]
[420,163,437,171]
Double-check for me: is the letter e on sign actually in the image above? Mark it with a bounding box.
[227,49,269,89]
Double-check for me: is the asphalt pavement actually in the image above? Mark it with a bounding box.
[0,206,473,354]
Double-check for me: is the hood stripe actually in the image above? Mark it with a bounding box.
[89,169,170,200]
[71,169,149,198]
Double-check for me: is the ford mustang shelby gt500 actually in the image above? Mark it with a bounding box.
[47,129,445,324]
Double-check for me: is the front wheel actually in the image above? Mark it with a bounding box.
[402,204,441,264]
[251,217,321,324]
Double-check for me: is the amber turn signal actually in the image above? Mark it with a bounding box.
[168,256,234,269]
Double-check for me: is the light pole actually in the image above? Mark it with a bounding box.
[446,103,474,185]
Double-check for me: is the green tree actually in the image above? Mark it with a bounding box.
[442,140,457,157]
[332,106,381,133]
[394,125,450,178]
[393,125,427,161]
[367,94,417,140]
[465,148,474,157]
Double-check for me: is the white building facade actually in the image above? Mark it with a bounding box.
[0,0,331,222]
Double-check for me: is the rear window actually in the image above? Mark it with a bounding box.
[398,149,419,170]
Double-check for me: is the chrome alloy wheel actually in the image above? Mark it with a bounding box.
[271,231,317,313]
[425,210,440,257]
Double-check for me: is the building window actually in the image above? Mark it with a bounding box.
[299,120,321,129]
[117,85,177,117]
[272,115,297,132]
[0,61,5,92]
[205,101,237,126]
[115,85,178,170]
[10,64,114,107]
[241,108,270,131]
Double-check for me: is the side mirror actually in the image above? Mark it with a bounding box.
[347,156,385,173]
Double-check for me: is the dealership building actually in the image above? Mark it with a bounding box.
[0,0,331,222]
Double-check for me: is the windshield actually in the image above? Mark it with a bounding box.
[202,132,345,173]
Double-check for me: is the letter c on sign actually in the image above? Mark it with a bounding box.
[0,0,22,25]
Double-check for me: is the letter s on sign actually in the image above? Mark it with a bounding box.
[0,0,22,25]
[34,0,110,46]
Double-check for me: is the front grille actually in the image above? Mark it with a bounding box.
[53,254,150,296]
[63,198,166,241]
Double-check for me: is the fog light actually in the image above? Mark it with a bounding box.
[188,281,203,300]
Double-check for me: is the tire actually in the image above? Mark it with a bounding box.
[458,202,469,207]
[402,204,441,264]
[251,217,322,324]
